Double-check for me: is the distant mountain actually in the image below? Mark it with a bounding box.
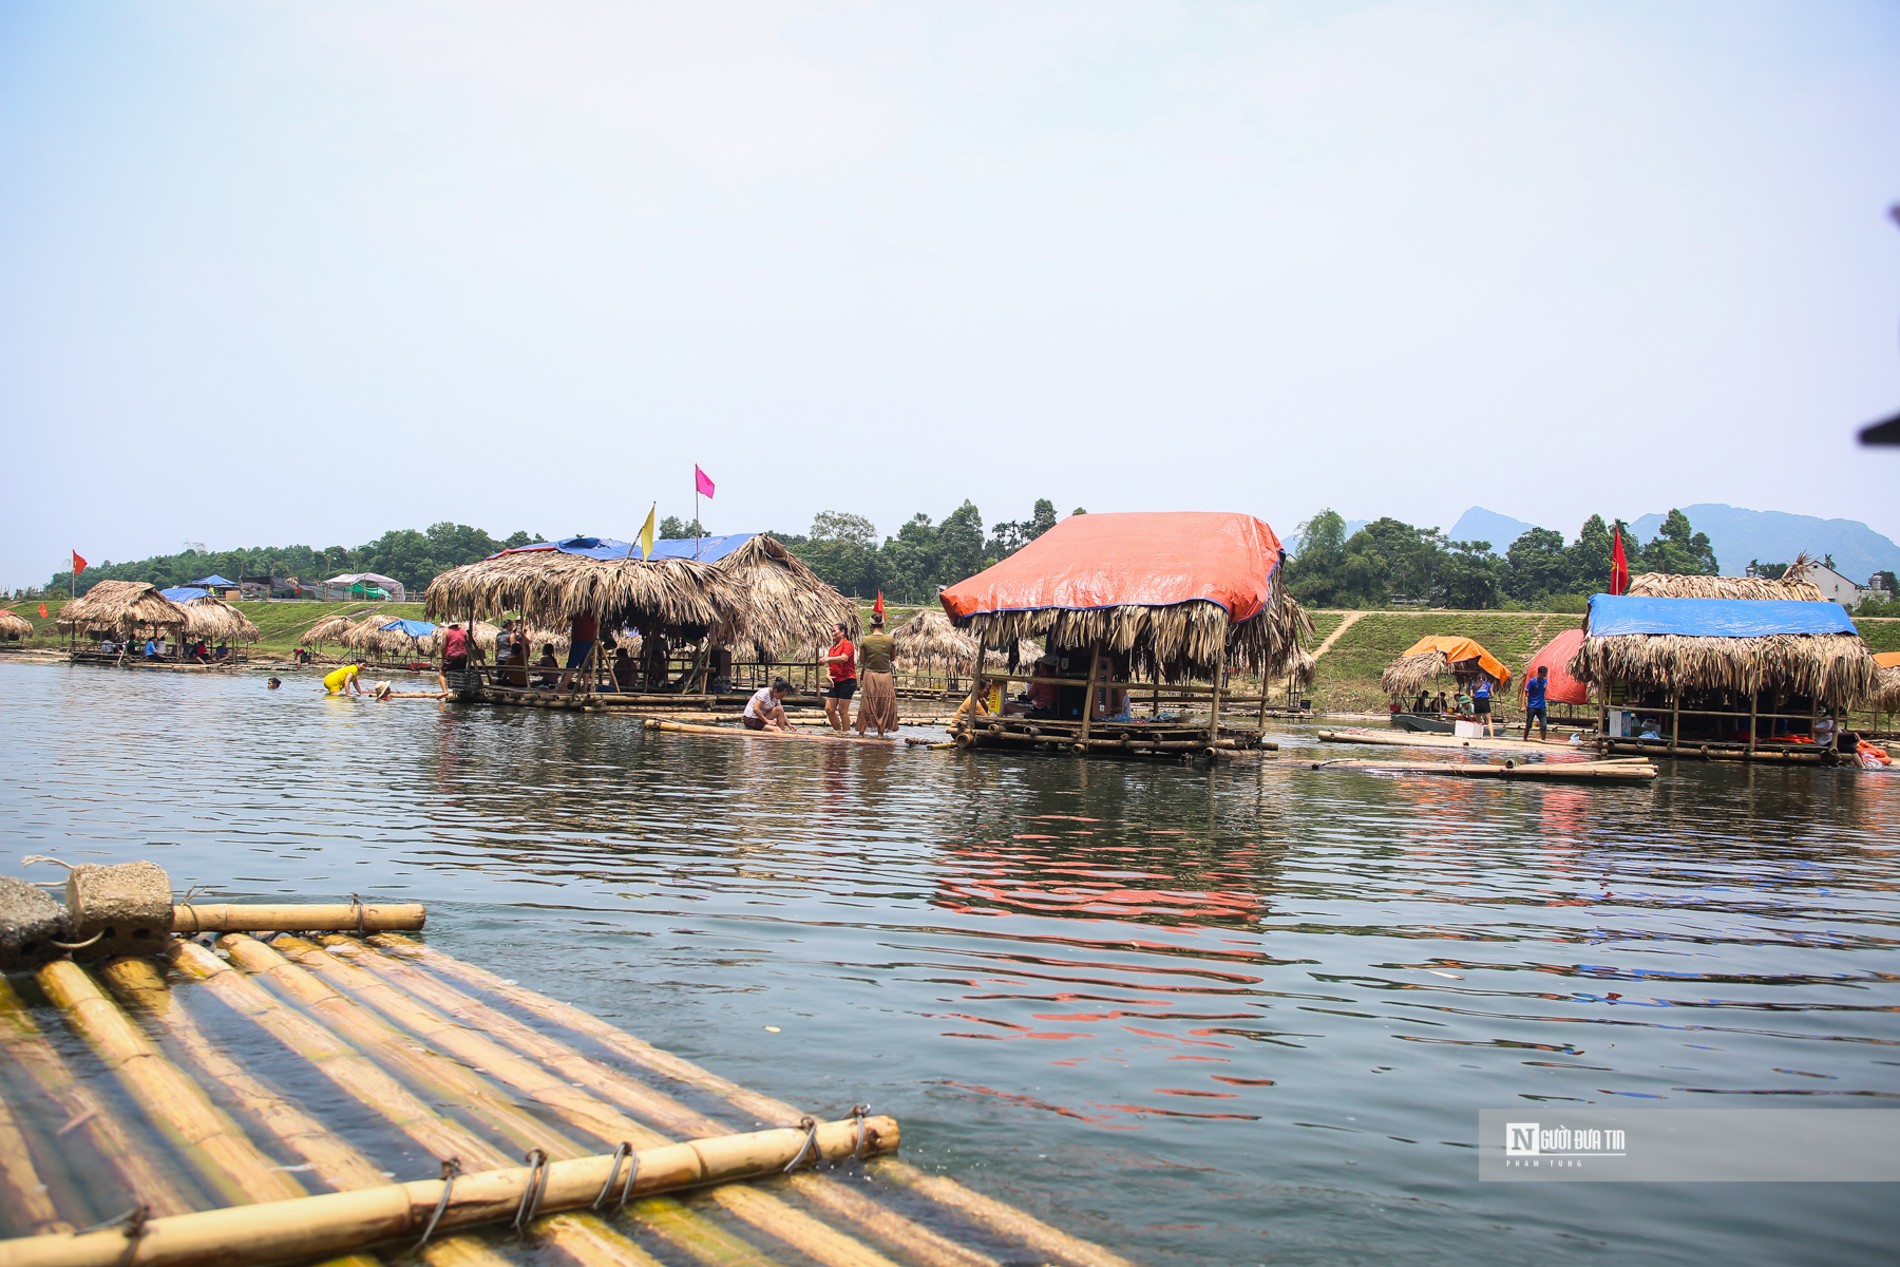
[1627,504,1900,581]
[1448,507,1545,552]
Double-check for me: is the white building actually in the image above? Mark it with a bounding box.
[1746,561,1887,609]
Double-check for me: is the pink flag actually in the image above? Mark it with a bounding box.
[695,465,716,498]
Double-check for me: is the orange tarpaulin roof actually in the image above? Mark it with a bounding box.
[1524,628,1588,705]
[939,512,1283,623]
[1876,651,1900,669]
[1397,635,1511,687]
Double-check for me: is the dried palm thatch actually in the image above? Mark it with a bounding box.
[299,613,361,647]
[56,580,188,636]
[424,552,736,637]
[894,609,977,670]
[952,585,1312,682]
[0,609,32,639]
[1873,664,1900,713]
[1286,647,1317,688]
[179,595,260,644]
[1378,651,1496,700]
[1569,631,1876,708]
[337,612,392,652]
[706,534,858,660]
[1627,557,1826,602]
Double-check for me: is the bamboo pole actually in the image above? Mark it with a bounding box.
[206,936,768,1267]
[369,934,1140,1267]
[98,958,508,1267]
[32,961,375,1267]
[0,1118,897,1267]
[1077,646,1100,752]
[319,935,1001,1267]
[0,975,195,1222]
[0,1080,71,1235]
[270,935,904,1267]
[170,903,425,934]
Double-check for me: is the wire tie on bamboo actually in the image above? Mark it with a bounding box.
[73,1203,150,1267]
[513,1148,551,1241]
[592,1142,638,1213]
[783,1116,822,1173]
[851,1105,871,1160]
[350,893,368,935]
[412,1158,461,1252]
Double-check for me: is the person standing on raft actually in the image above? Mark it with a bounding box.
[855,613,899,738]
[1523,665,1550,741]
[743,679,794,732]
[437,622,472,694]
[820,621,857,733]
[1472,676,1495,737]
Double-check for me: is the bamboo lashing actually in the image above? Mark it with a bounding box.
[319,935,1001,1267]
[268,935,904,1267]
[0,1117,898,1267]
[176,939,684,1267]
[98,958,508,1267]
[31,960,377,1267]
[370,934,1140,1267]
[0,974,196,1223]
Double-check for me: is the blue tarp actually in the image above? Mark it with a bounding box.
[1588,595,1857,638]
[493,533,755,563]
[159,587,209,603]
[188,575,237,588]
[378,619,437,638]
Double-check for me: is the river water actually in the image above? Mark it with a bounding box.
[3,661,1897,1265]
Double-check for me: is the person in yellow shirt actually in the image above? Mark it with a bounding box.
[323,662,366,696]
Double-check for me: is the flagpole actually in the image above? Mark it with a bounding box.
[695,481,701,560]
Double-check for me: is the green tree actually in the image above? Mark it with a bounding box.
[1640,509,1718,576]
[1503,527,1570,603]
[1287,510,1350,607]
[935,501,987,587]
[658,517,706,540]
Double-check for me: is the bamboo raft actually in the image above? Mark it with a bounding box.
[1307,756,1658,783]
[0,866,1132,1267]
[642,718,903,744]
[1317,728,1583,756]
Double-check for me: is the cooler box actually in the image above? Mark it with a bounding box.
[1454,720,1484,738]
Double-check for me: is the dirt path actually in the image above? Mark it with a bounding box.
[1310,610,1366,661]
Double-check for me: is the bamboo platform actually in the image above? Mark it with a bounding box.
[0,893,1133,1267]
[950,716,1275,760]
[1597,737,1835,764]
[643,718,902,744]
[1317,728,1583,757]
[1308,756,1658,783]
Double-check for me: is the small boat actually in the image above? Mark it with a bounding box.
[1390,711,1456,733]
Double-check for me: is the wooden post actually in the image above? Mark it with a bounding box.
[1078,646,1101,752]
[1207,651,1225,750]
[1748,691,1758,757]
[1669,689,1680,754]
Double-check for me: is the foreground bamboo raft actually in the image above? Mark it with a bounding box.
[0,923,1134,1267]
[1308,756,1658,783]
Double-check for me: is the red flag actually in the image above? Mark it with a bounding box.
[1609,521,1629,596]
[694,465,716,498]
[873,591,885,618]
[38,602,49,619]
[72,551,87,575]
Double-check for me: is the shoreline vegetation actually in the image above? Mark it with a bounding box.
[9,597,1895,715]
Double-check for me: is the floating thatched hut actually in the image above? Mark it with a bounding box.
[58,581,188,639]
[1874,652,1900,715]
[1570,593,1876,760]
[299,612,361,649]
[0,609,31,640]
[177,595,260,646]
[425,535,754,707]
[652,533,857,662]
[939,511,1310,757]
[1381,636,1511,702]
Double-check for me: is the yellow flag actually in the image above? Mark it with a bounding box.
[638,502,657,560]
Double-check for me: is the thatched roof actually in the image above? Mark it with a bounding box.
[894,609,977,669]
[940,512,1311,681]
[1627,556,1826,602]
[1569,595,1876,708]
[0,609,32,639]
[1380,636,1511,701]
[180,596,260,644]
[57,581,188,635]
[704,534,858,660]
[1873,665,1900,713]
[338,613,392,652]
[299,613,362,646]
[424,551,736,636]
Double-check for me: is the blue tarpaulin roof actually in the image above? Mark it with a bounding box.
[159,587,209,603]
[493,533,756,563]
[1588,595,1857,638]
[188,575,237,588]
[378,619,437,638]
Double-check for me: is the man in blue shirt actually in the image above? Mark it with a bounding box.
[1523,665,1550,741]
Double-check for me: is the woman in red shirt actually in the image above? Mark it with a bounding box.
[820,621,857,733]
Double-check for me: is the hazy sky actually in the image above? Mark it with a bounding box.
[3,1,1896,589]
